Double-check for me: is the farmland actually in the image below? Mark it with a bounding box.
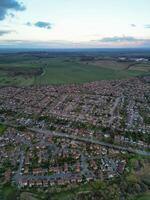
[0,50,150,86]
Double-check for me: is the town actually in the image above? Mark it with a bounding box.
[0,77,150,191]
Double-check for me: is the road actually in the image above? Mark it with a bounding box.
[108,96,121,126]
[13,151,25,183]
[29,128,150,156]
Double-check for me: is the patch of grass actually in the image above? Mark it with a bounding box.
[0,184,18,200]
[51,181,105,200]
[131,192,150,200]
[0,123,6,136]
[20,192,39,200]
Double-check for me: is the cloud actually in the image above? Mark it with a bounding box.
[0,0,25,21]
[34,21,52,29]
[144,24,150,29]
[25,22,32,26]
[0,30,14,36]
[90,36,150,48]
[26,21,52,29]
[0,39,77,48]
[99,36,138,43]
[130,24,136,27]
[1,36,150,48]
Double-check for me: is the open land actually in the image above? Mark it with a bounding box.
[0,49,150,86]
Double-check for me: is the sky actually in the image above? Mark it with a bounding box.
[0,0,150,48]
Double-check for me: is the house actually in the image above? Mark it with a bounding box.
[36,180,43,186]
[29,180,35,187]
[43,180,49,187]
[19,178,28,187]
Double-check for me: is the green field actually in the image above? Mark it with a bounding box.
[0,53,150,86]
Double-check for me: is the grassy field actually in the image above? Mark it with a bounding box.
[0,53,150,86]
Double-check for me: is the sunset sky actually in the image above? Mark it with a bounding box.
[0,0,150,48]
